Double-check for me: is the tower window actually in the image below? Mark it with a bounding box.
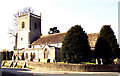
[21,38,23,41]
[34,22,37,29]
[44,48,48,59]
[26,53,28,59]
[22,22,25,29]
[33,53,35,59]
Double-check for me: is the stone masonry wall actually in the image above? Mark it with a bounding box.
[26,62,120,72]
[2,60,120,72]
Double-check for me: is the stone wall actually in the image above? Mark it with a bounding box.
[2,60,120,72]
[26,62,120,72]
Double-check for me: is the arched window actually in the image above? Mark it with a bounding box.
[26,53,28,59]
[34,22,37,29]
[33,53,35,59]
[21,38,23,41]
[44,48,48,59]
[22,22,25,29]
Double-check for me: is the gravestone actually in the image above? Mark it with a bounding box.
[100,58,103,65]
[1,62,5,66]
[22,62,26,68]
[9,62,13,68]
[96,59,98,64]
[13,62,17,68]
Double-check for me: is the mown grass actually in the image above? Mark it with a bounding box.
[57,62,65,63]
[16,65,22,68]
[80,62,96,64]
[2,65,9,67]
[56,62,96,64]
[56,61,68,63]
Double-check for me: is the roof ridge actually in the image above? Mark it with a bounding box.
[40,32,66,37]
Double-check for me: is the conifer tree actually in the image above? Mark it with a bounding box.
[61,25,91,63]
[95,25,120,64]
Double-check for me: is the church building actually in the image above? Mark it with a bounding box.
[13,11,99,63]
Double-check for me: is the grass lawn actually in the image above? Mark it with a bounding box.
[56,61,96,64]
[80,62,96,64]
[2,65,9,67]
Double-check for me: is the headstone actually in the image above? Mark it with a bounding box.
[9,62,13,68]
[100,58,103,65]
[114,58,117,64]
[96,59,98,64]
[13,62,17,68]
[12,56,14,60]
[22,62,26,68]
[1,62,5,66]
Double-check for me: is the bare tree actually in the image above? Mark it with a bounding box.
[8,7,34,49]
[8,7,34,37]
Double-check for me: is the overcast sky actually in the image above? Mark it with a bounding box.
[0,0,118,50]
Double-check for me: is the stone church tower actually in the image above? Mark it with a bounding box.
[15,11,42,50]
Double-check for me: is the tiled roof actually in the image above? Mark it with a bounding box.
[32,32,66,45]
[32,32,99,48]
